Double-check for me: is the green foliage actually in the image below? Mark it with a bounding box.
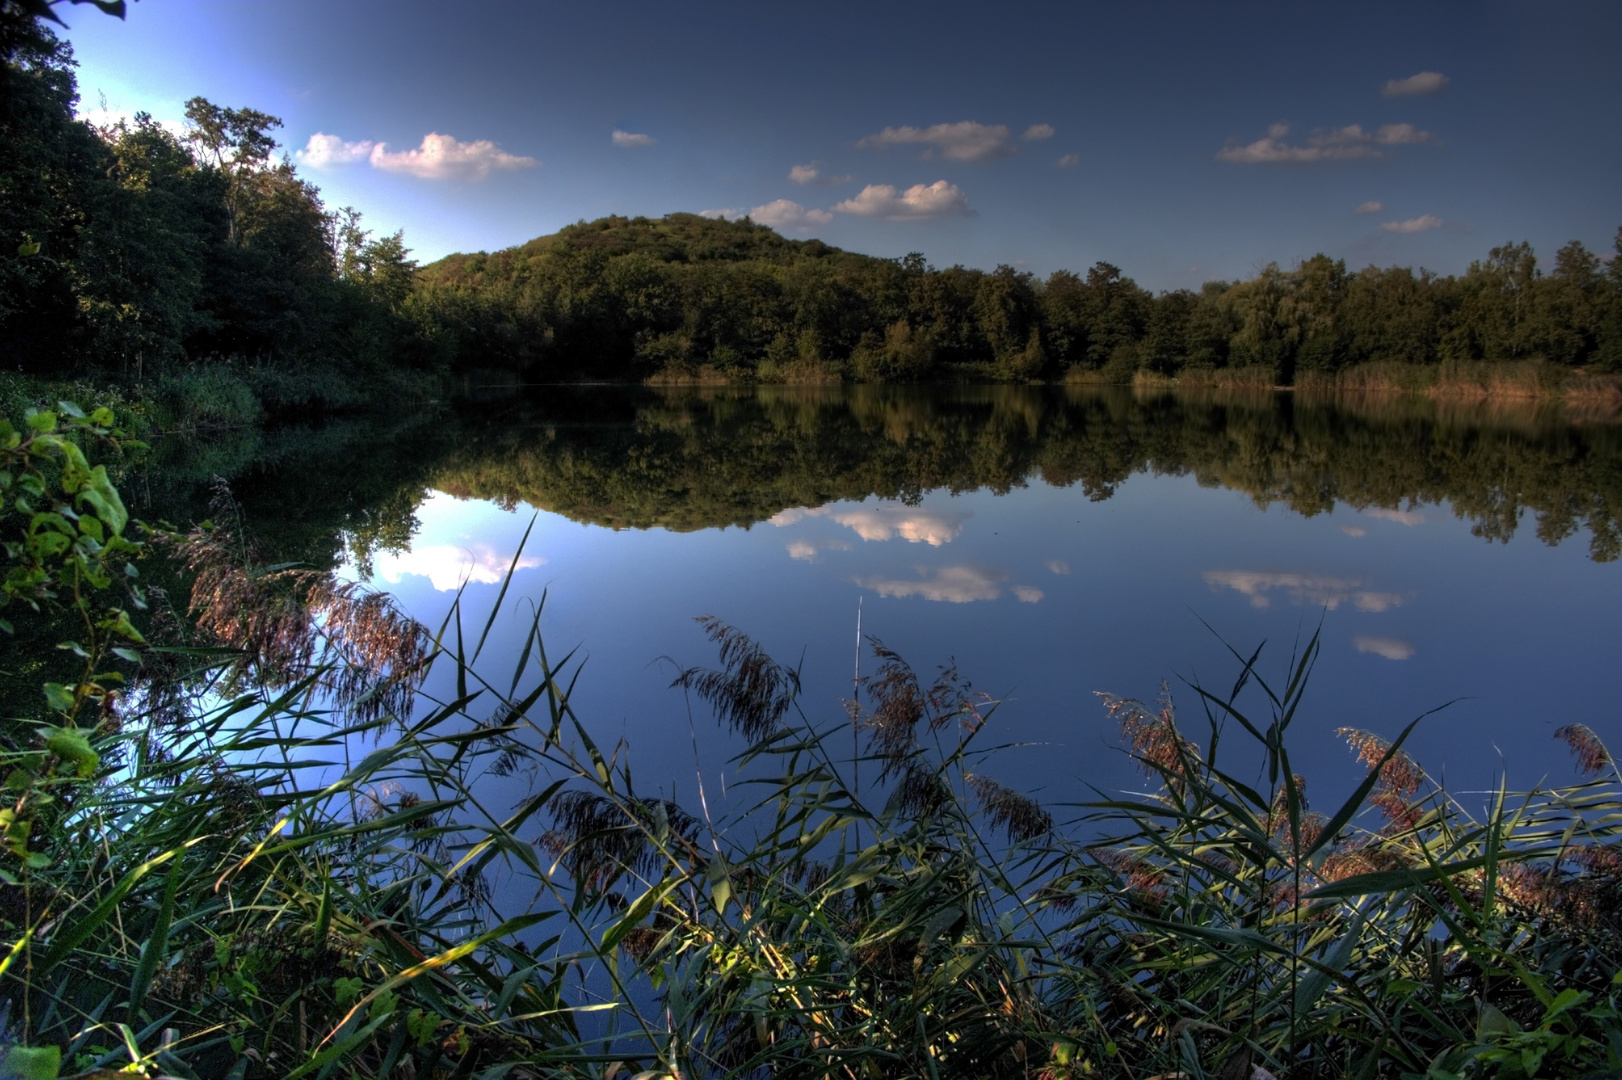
[1,19,429,402]
[0,402,1616,1078]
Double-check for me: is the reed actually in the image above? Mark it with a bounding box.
[1,408,1616,1079]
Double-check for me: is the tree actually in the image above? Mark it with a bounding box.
[183,96,281,245]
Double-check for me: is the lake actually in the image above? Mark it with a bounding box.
[146,383,1621,816]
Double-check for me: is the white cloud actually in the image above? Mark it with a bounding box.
[832,506,967,545]
[1056,153,1080,169]
[1354,635,1416,661]
[749,199,835,231]
[373,543,545,592]
[1217,121,1432,164]
[857,121,1016,162]
[1362,507,1427,524]
[297,132,377,168]
[833,181,971,221]
[786,538,851,562]
[1379,215,1444,234]
[369,133,537,180]
[1022,123,1055,141]
[699,207,744,220]
[612,129,655,148]
[1046,559,1070,575]
[856,565,1008,603]
[770,502,968,545]
[1202,570,1408,613]
[1353,200,1385,215]
[788,162,852,186]
[1382,71,1449,98]
[1013,585,1045,603]
[1340,524,1368,537]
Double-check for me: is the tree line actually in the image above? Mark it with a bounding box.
[416,215,1622,384]
[7,13,1622,401]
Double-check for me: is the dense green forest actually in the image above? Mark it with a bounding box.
[415,215,1622,386]
[7,14,1622,417]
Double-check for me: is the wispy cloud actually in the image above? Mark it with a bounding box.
[1353,200,1384,215]
[1046,559,1070,575]
[1382,71,1449,98]
[367,133,537,179]
[1013,585,1045,603]
[788,162,852,186]
[1055,153,1079,169]
[373,543,545,592]
[857,121,1016,162]
[1354,635,1416,660]
[1203,570,1408,612]
[833,181,971,221]
[856,565,1008,603]
[1022,123,1055,141]
[1379,215,1444,234]
[1340,524,1368,537]
[699,207,744,220]
[612,129,655,148]
[1217,121,1433,164]
[749,198,835,231]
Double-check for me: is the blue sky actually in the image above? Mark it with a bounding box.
[61,0,1621,291]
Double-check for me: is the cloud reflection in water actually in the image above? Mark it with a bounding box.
[1203,570,1407,612]
[1354,635,1416,660]
[374,543,545,592]
[770,502,968,546]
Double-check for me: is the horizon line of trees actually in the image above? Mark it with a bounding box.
[416,215,1622,384]
[7,12,1622,396]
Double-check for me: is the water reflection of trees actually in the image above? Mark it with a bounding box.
[424,385,1620,562]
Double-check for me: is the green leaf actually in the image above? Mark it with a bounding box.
[56,401,85,419]
[25,411,56,433]
[1,1045,60,1080]
[334,976,364,1008]
[76,465,128,536]
[45,726,98,777]
[42,683,74,713]
[128,855,183,1020]
[1294,910,1364,1016]
[1478,1001,1519,1037]
[1303,855,1491,901]
[708,852,732,913]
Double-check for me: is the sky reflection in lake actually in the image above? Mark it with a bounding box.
[348,424,1619,822]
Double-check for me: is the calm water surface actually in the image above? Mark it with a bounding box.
[282,384,1622,815]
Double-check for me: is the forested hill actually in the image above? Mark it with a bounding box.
[416,212,1622,385]
[6,7,1621,406]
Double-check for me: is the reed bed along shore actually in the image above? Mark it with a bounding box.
[1,406,1618,1080]
[1126,361,1622,419]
